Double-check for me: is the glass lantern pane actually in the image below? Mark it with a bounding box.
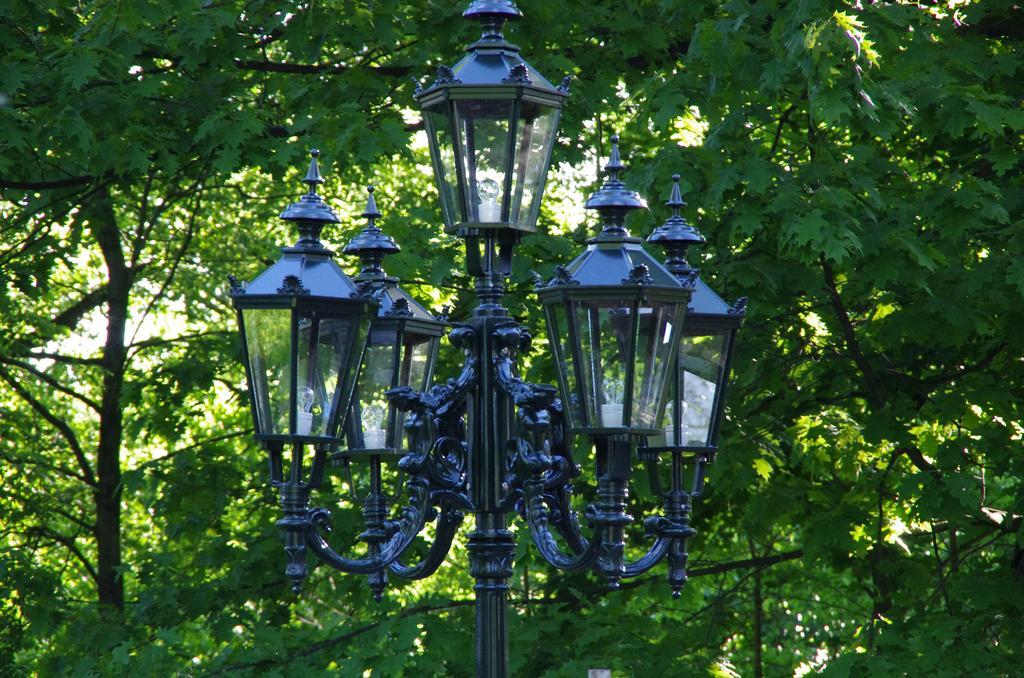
[297,312,359,438]
[424,104,461,226]
[355,328,397,449]
[401,338,433,392]
[242,308,292,436]
[509,103,559,227]
[631,303,681,429]
[547,302,584,427]
[454,100,514,223]
[672,332,729,446]
[574,302,633,428]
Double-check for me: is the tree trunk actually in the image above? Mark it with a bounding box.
[90,188,130,612]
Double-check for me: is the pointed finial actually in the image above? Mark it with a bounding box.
[280,148,341,247]
[583,131,646,236]
[303,149,324,195]
[343,185,400,279]
[604,134,625,182]
[647,172,706,276]
[362,185,382,227]
[667,174,686,212]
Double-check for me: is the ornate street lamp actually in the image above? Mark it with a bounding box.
[229,151,378,591]
[415,0,569,235]
[341,187,445,456]
[337,187,447,602]
[646,175,747,498]
[537,137,689,437]
[226,3,749,676]
[230,151,374,448]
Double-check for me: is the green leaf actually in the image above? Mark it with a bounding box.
[753,458,773,480]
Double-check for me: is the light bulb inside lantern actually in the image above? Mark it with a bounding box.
[477,177,501,222]
[600,377,625,427]
[296,386,315,436]
[363,403,387,449]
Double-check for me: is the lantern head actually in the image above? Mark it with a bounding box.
[230,150,375,449]
[647,175,746,469]
[341,187,445,454]
[537,137,692,436]
[415,0,570,236]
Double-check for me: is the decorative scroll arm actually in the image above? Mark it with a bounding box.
[388,502,465,580]
[522,479,603,572]
[302,475,434,575]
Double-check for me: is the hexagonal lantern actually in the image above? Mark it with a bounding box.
[537,137,693,436]
[341,187,445,454]
[230,151,375,449]
[646,175,746,491]
[415,0,569,235]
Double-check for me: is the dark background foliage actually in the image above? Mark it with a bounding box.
[0,0,1021,675]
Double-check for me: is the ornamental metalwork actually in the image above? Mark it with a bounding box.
[227,3,747,678]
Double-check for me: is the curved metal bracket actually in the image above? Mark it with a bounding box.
[389,502,465,580]
[523,479,602,572]
[304,476,432,574]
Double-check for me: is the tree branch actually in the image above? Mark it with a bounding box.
[0,367,96,487]
[0,356,102,412]
[131,430,250,471]
[233,59,412,77]
[0,175,95,190]
[769,104,798,158]
[28,526,99,585]
[687,549,803,578]
[821,257,886,408]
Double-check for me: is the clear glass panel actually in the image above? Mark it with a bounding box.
[454,100,514,223]
[425,104,460,227]
[631,303,681,429]
[354,327,397,449]
[548,302,584,427]
[573,302,633,428]
[509,103,559,227]
[297,313,356,437]
[401,339,432,392]
[243,308,292,436]
[391,337,435,451]
[666,332,729,446]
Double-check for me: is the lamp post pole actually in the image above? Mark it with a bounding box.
[466,239,516,676]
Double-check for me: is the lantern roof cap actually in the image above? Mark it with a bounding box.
[414,1,569,99]
[341,188,442,329]
[280,149,341,225]
[647,174,706,249]
[463,0,522,20]
[343,186,401,277]
[584,135,647,214]
[648,174,706,277]
[228,149,368,302]
[279,149,342,251]
[583,135,647,241]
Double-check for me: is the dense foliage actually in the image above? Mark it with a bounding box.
[1,0,1021,675]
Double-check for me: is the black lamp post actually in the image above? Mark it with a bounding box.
[416,0,568,234]
[229,151,378,591]
[341,187,445,457]
[228,3,748,676]
[646,176,747,498]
